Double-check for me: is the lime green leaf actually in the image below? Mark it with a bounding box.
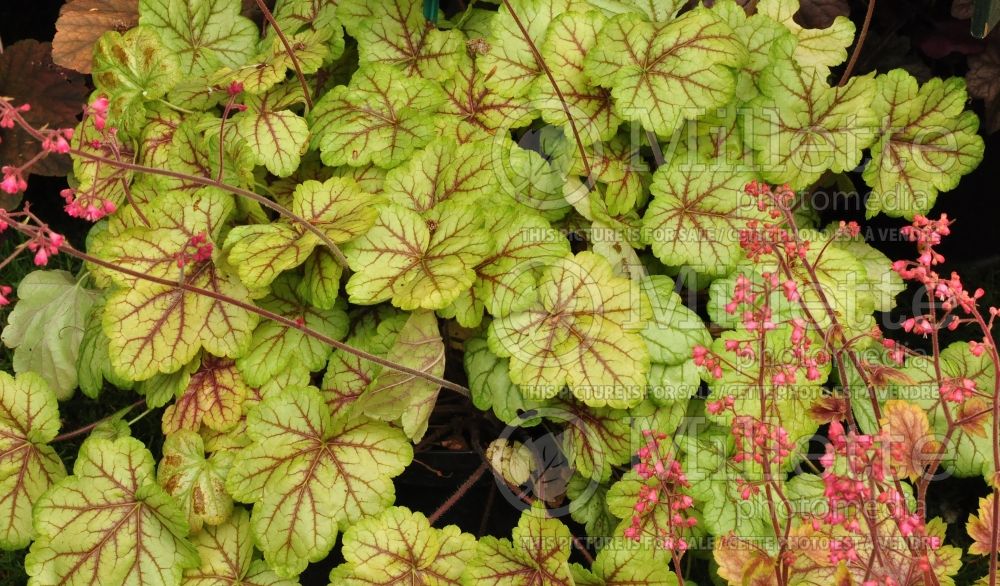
[499,142,572,221]
[225,177,376,290]
[355,310,444,442]
[78,298,134,398]
[226,387,413,577]
[158,430,234,533]
[352,0,465,81]
[462,503,574,585]
[1,270,98,400]
[232,86,310,178]
[863,70,985,219]
[438,52,537,142]
[641,158,764,278]
[102,247,259,381]
[212,29,337,96]
[444,202,570,328]
[486,439,535,486]
[26,436,198,584]
[181,508,297,586]
[640,276,711,365]
[464,333,548,427]
[0,372,65,549]
[555,134,651,216]
[139,357,200,409]
[714,0,795,101]
[481,0,589,99]
[746,57,879,188]
[344,200,491,310]
[566,474,618,542]
[821,224,904,312]
[330,506,476,585]
[309,64,445,168]
[383,137,493,213]
[91,26,180,135]
[488,252,651,408]
[273,0,339,36]
[321,309,407,417]
[757,0,855,75]
[588,0,682,21]
[572,541,679,585]
[236,277,348,387]
[584,8,746,136]
[138,0,258,76]
[73,115,136,209]
[162,356,249,434]
[529,10,619,145]
[102,287,258,384]
[298,248,344,310]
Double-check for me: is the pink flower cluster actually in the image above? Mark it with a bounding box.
[0,285,12,306]
[60,188,117,222]
[175,233,214,268]
[818,421,935,567]
[1,166,27,195]
[623,430,697,554]
[0,103,29,130]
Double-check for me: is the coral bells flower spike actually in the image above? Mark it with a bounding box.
[0,285,12,306]
[1,166,27,194]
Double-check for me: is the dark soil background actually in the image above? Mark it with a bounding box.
[1,0,999,584]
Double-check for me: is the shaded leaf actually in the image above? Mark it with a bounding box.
[1,270,98,400]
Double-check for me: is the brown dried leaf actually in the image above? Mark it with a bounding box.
[794,0,850,29]
[52,0,139,74]
[0,40,87,177]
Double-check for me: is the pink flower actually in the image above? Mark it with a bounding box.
[0,285,12,306]
[89,96,110,130]
[1,166,27,194]
[33,248,49,266]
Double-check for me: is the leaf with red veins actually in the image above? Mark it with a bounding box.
[344,200,492,310]
[329,506,476,585]
[181,507,297,586]
[0,372,66,550]
[480,0,592,99]
[488,252,652,409]
[236,276,349,388]
[162,356,249,434]
[437,52,536,143]
[53,0,139,73]
[529,10,621,146]
[25,436,198,585]
[232,85,310,178]
[225,387,413,578]
[463,503,575,585]
[383,136,495,213]
[309,64,445,169]
[92,188,234,285]
[641,156,762,277]
[0,40,87,177]
[442,202,570,329]
[104,262,260,381]
[350,0,465,81]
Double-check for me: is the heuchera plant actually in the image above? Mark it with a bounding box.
[0,0,996,584]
